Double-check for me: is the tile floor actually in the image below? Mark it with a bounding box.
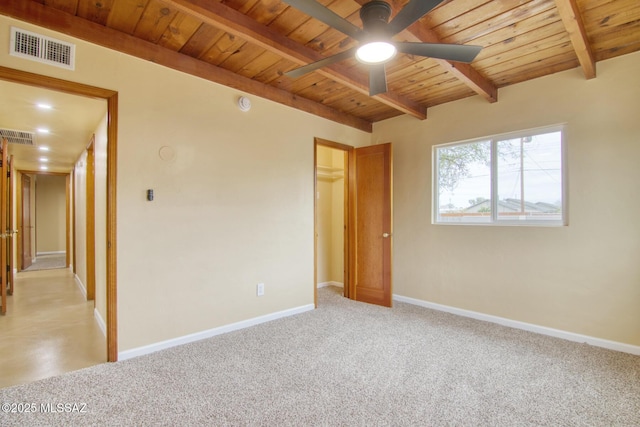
[0,268,106,389]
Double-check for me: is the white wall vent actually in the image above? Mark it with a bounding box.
[10,27,75,70]
[0,128,36,146]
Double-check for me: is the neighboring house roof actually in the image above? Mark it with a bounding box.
[464,199,560,213]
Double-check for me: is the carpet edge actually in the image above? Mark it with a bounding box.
[393,294,640,355]
[118,303,315,361]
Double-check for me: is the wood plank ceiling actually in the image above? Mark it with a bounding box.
[1,0,639,133]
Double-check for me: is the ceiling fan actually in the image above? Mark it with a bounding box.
[282,0,482,96]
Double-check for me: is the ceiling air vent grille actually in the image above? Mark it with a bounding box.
[0,129,36,146]
[10,27,75,70]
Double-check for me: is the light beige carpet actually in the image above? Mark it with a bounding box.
[0,286,638,426]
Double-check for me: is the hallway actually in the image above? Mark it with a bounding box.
[0,268,106,389]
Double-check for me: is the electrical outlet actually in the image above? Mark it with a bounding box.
[257,283,265,296]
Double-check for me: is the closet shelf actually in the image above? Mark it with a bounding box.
[317,165,344,182]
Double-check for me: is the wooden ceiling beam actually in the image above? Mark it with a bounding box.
[408,24,498,103]
[0,0,372,132]
[554,0,596,79]
[163,0,426,119]
[354,0,498,103]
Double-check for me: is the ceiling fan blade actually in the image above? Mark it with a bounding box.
[285,48,357,79]
[396,42,482,63]
[388,0,446,35]
[281,0,362,40]
[369,63,387,96]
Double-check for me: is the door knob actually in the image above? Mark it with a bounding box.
[382,233,391,238]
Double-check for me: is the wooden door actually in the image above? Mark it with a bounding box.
[350,143,393,307]
[0,139,6,314]
[7,155,14,295]
[21,174,32,270]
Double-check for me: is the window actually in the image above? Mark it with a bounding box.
[434,127,565,226]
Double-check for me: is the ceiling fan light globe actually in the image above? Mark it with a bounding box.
[356,42,397,64]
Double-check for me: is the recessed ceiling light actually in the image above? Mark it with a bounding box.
[37,103,53,110]
[39,146,50,151]
[40,157,49,162]
[40,165,48,170]
[37,128,50,134]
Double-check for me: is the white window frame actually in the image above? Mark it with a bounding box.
[433,125,567,227]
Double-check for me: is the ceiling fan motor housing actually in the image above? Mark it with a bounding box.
[283,0,482,95]
[360,1,393,37]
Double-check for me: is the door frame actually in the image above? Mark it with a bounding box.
[1,139,7,314]
[17,171,71,269]
[314,138,354,307]
[0,66,119,362]
[8,154,15,296]
[314,139,393,308]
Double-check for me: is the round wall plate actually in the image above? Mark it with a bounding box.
[238,96,251,112]
[159,145,175,161]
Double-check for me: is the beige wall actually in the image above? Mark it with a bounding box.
[27,174,36,263]
[74,151,87,293]
[94,116,108,324]
[330,149,345,283]
[72,115,107,324]
[374,51,640,346]
[0,16,371,352]
[316,178,332,284]
[35,175,66,254]
[316,145,345,285]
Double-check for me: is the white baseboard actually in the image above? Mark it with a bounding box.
[94,308,107,337]
[74,274,87,299]
[393,294,640,356]
[118,303,315,361]
[317,281,344,288]
[36,251,65,256]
